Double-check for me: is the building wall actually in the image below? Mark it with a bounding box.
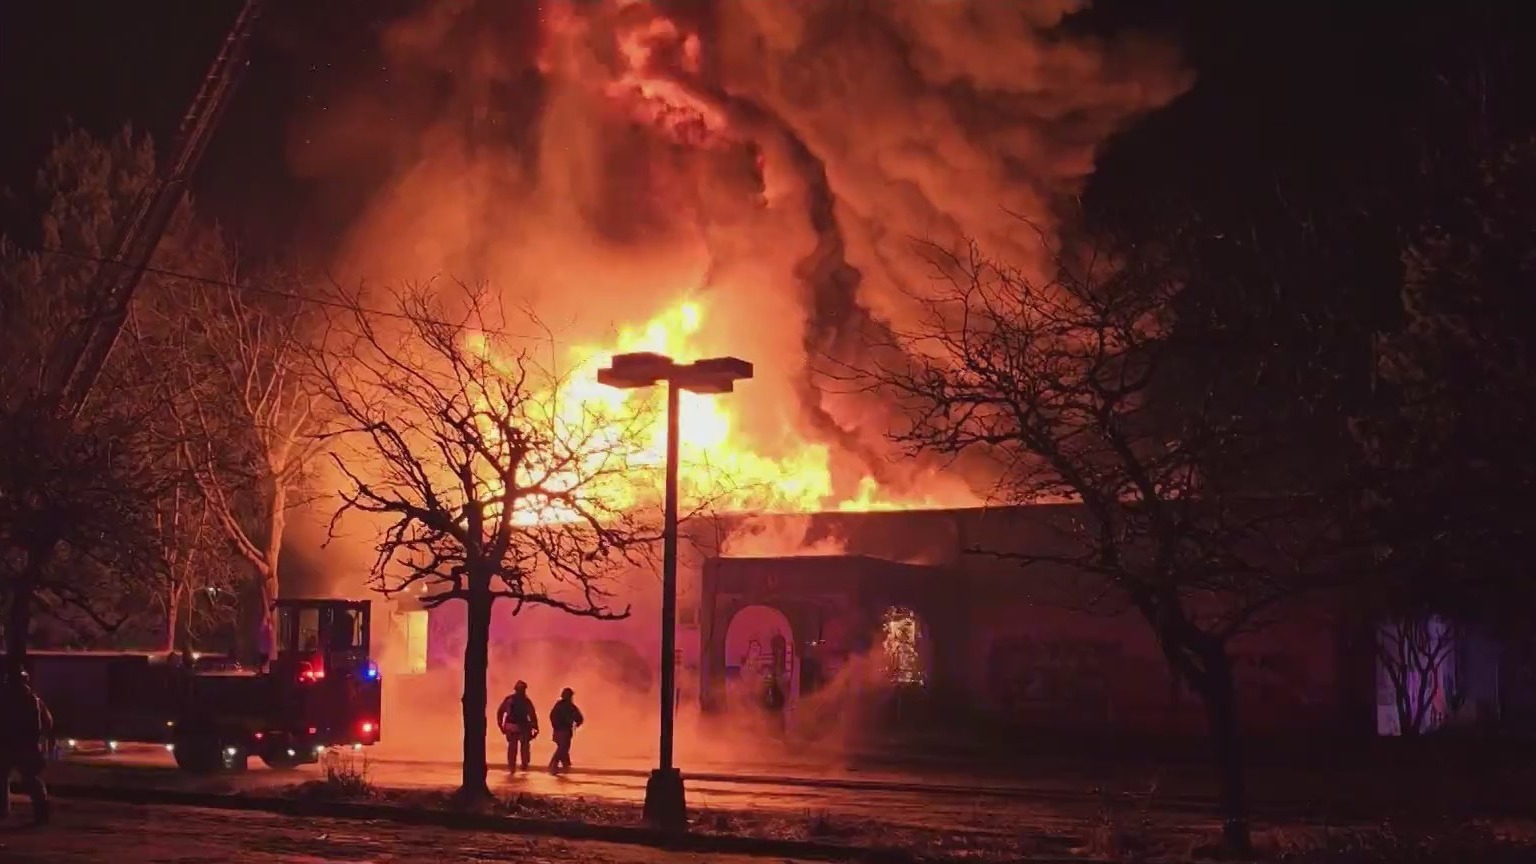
[702,552,1357,739]
[412,505,1372,740]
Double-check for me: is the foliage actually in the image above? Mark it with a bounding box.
[0,125,193,652]
[1353,85,1536,637]
[0,124,156,408]
[0,403,166,653]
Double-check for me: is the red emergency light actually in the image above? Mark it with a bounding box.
[297,660,326,683]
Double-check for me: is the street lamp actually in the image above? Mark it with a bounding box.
[597,351,754,829]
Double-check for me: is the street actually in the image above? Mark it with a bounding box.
[0,798,823,863]
[44,745,1131,839]
[54,740,1529,825]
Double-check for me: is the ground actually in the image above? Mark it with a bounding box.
[18,742,1534,862]
[56,741,1531,825]
[0,799,822,864]
[46,745,1209,839]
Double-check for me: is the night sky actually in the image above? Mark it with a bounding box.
[0,0,416,254]
[0,2,1528,259]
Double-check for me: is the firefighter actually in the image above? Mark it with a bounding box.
[495,680,539,771]
[762,675,787,737]
[1,665,54,825]
[547,687,584,775]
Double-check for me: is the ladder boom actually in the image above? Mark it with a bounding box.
[50,0,265,417]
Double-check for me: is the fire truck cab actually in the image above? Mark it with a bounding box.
[12,599,383,774]
[170,598,382,772]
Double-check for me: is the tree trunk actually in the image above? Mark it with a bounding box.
[6,544,53,662]
[459,586,494,798]
[164,583,182,655]
[259,484,286,658]
[6,578,35,661]
[1197,646,1253,857]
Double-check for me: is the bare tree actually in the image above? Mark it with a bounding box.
[1377,615,1459,736]
[313,280,659,799]
[853,234,1341,855]
[166,270,329,662]
[142,466,241,655]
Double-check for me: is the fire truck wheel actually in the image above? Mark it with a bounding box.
[173,733,248,774]
[259,746,313,770]
[172,734,224,774]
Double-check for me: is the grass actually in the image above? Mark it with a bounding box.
[1263,818,1536,863]
[290,748,377,800]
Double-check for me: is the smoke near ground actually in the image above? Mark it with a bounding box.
[373,631,902,771]
[282,0,1188,770]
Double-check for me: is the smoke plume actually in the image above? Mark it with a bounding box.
[294,0,1187,507]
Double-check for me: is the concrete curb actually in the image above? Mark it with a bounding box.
[50,782,1103,864]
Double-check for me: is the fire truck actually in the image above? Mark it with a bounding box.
[9,599,382,773]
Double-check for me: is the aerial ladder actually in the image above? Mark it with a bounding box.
[44,0,266,418]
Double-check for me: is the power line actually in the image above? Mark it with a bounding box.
[33,244,552,341]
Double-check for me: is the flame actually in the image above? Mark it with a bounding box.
[469,295,972,522]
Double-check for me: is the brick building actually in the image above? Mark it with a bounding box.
[696,506,1376,740]
[392,503,1388,742]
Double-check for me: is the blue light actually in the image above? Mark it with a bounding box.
[365,661,379,680]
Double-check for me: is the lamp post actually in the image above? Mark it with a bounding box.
[597,351,753,829]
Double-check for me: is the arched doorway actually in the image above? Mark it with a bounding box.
[723,604,799,711]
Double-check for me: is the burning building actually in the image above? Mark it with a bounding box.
[294,1,1268,760]
[275,1,1533,765]
[389,504,1376,763]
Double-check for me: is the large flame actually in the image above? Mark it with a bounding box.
[316,0,1186,528]
[473,294,973,523]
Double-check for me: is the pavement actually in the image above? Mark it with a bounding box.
[0,798,828,863]
[16,745,1533,863]
[42,745,1131,838]
[52,740,1533,823]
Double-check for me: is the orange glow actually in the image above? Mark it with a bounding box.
[466,295,973,521]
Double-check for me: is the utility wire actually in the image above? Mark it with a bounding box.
[33,244,552,341]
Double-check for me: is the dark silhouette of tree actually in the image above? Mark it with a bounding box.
[853,230,1342,855]
[0,124,156,406]
[0,404,164,659]
[1352,65,1536,725]
[313,280,659,799]
[0,125,193,655]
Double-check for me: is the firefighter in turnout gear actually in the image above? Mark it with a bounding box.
[1,665,53,825]
[496,680,539,771]
[548,687,584,775]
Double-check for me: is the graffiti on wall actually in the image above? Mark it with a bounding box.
[986,637,1118,721]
